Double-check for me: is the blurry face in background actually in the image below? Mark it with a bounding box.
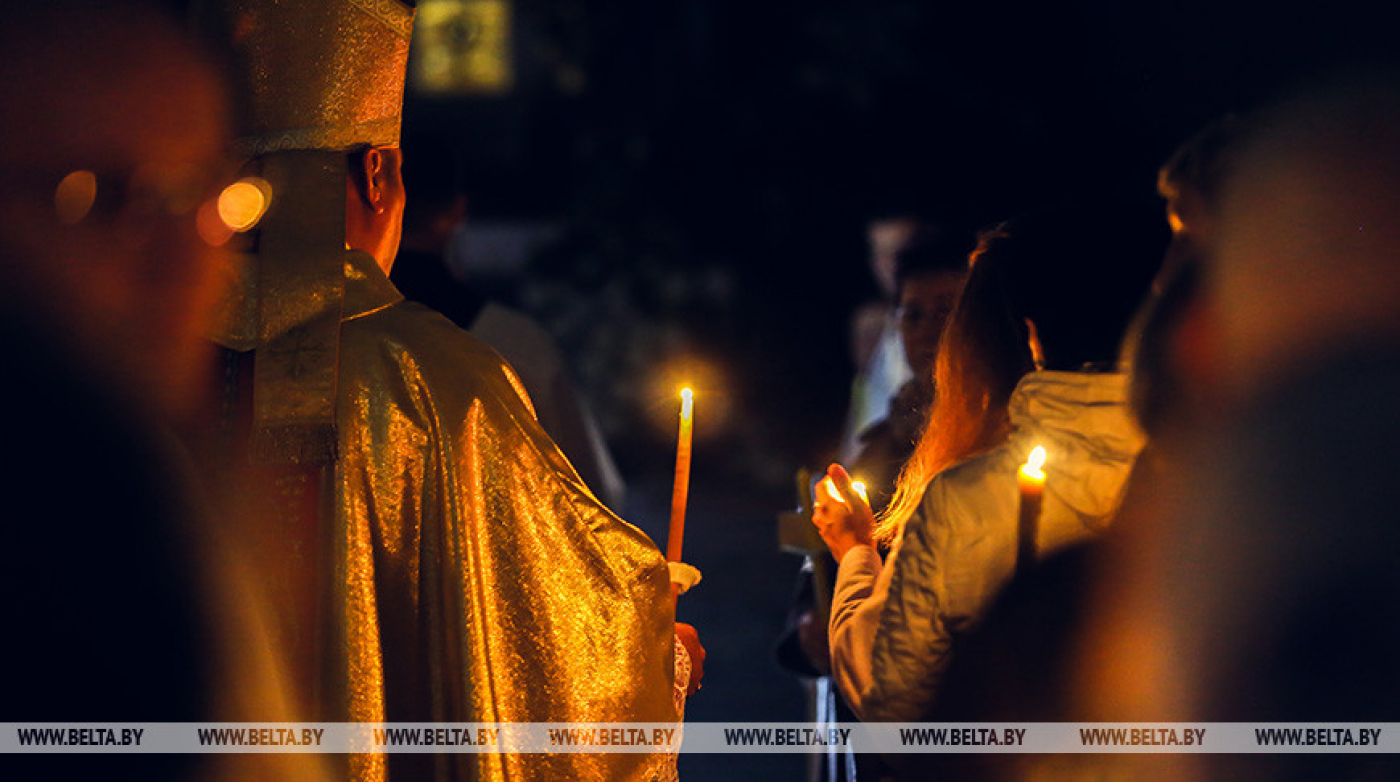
[0,23,232,419]
[868,218,919,299]
[898,270,964,380]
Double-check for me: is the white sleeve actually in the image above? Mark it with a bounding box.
[865,504,954,722]
[827,540,899,719]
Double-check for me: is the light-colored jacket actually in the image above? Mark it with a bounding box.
[829,370,1144,720]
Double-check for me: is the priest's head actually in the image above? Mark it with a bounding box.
[196,0,416,275]
[0,2,233,419]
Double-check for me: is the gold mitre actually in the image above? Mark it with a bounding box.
[201,0,415,157]
[196,0,416,465]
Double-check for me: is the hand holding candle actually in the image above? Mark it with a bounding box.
[811,463,874,563]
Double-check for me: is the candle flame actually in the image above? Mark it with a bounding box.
[680,387,694,420]
[1020,445,1047,482]
[820,476,847,506]
[820,476,869,506]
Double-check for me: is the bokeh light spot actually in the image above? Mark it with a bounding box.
[54,170,97,225]
[217,177,271,232]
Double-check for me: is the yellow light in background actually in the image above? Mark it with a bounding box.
[54,170,97,225]
[1020,445,1047,482]
[851,479,868,503]
[217,177,272,232]
[413,0,513,95]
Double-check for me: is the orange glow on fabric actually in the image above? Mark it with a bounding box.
[667,388,694,564]
[1016,445,1046,579]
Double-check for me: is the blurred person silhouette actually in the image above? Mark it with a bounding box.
[1002,76,1400,782]
[837,216,928,463]
[391,132,627,509]
[849,231,971,513]
[1061,117,1241,730]
[942,89,1400,782]
[813,207,1160,722]
[194,2,699,780]
[0,3,326,780]
[1137,74,1400,780]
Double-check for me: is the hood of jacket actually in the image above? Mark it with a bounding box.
[1003,370,1145,533]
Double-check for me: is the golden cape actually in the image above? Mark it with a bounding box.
[321,251,678,780]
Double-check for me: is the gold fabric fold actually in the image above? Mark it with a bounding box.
[334,254,679,780]
[196,5,678,778]
[210,150,348,465]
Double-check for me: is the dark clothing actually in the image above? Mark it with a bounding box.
[389,248,487,330]
[1,302,209,781]
[900,345,1400,781]
[1174,345,1400,721]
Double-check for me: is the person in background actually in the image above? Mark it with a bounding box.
[837,216,930,464]
[815,207,1160,721]
[849,230,970,513]
[775,227,969,782]
[877,119,1244,782]
[391,132,627,509]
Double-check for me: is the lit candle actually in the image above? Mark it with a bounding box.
[666,388,694,564]
[819,475,868,508]
[1015,445,1046,580]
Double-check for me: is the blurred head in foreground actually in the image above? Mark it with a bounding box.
[0,2,232,420]
[1121,117,1244,439]
[1210,72,1400,403]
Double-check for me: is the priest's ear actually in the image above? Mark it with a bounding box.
[348,146,404,215]
[346,146,407,274]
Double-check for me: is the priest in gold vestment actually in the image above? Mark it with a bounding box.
[195,1,688,779]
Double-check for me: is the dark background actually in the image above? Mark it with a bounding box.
[401,1,1400,777]
[406,0,1400,473]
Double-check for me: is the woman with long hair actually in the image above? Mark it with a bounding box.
[813,207,1160,720]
